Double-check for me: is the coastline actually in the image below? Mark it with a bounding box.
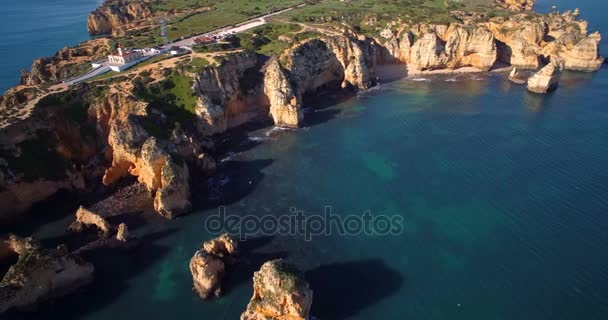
[1,0,608,317]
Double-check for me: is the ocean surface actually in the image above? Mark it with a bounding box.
[0,0,101,93]
[4,0,608,319]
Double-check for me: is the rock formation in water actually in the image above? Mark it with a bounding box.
[87,0,153,36]
[190,234,238,299]
[509,67,527,84]
[241,259,313,320]
[496,0,535,11]
[68,206,112,236]
[527,60,563,93]
[0,235,94,314]
[116,223,129,241]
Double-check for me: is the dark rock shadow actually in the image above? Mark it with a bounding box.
[306,259,404,319]
[2,228,177,320]
[222,236,288,295]
[192,159,273,210]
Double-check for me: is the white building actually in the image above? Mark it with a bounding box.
[108,44,143,65]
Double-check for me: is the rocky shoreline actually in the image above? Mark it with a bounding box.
[0,0,605,316]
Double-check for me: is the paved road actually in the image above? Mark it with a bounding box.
[172,4,304,47]
[67,4,305,84]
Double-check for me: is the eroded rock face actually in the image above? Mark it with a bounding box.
[403,24,497,71]
[241,259,313,320]
[486,12,604,71]
[527,61,563,93]
[68,206,112,236]
[193,52,269,136]
[264,33,377,127]
[153,157,191,219]
[496,0,535,11]
[0,235,94,314]
[509,67,527,84]
[190,234,238,299]
[203,233,239,258]
[116,223,129,242]
[87,0,153,36]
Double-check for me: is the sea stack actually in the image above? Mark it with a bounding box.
[189,234,238,299]
[241,259,313,320]
[509,67,527,84]
[527,61,563,94]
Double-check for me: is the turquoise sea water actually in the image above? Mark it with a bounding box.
[4,0,608,319]
[0,0,100,93]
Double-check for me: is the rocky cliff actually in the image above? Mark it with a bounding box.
[496,0,535,11]
[265,32,378,127]
[485,10,603,71]
[1,8,604,224]
[87,0,153,36]
[241,259,313,320]
[389,23,498,71]
[0,235,94,313]
[20,39,110,86]
[193,52,269,136]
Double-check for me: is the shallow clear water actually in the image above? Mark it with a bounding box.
[0,0,99,93]
[5,0,608,319]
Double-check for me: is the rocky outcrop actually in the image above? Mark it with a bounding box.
[241,259,313,320]
[527,61,562,93]
[399,24,497,71]
[203,233,239,258]
[153,157,191,219]
[509,67,526,84]
[264,33,377,127]
[87,0,153,36]
[20,39,110,86]
[190,234,238,299]
[193,52,269,136]
[68,206,112,236]
[116,223,129,241]
[496,0,535,11]
[486,11,604,71]
[0,235,94,314]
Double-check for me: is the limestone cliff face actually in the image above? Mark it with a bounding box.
[193,52,269,136]
[527,60,562,93]
[241,259,313,320]
[0,85,106,222]
[0,235,94,313]
[87,0,153,36]
[20,39,110,86]
[496,0,535,11]
[264,33,377,127]
[486,12,604,71]
[397,24,497,71]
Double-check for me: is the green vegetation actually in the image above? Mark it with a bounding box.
[2,131,67,182]
[178,57,212,73]
[132,71,198,138]
[117,0,302,47]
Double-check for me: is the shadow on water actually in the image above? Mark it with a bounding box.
[222,236,288,294]
[0,190,81,236]
[193,159,274,210]
[3,228,178,320]
[306,259,403,320]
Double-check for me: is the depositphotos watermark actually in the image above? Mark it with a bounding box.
[204,207,404,241]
